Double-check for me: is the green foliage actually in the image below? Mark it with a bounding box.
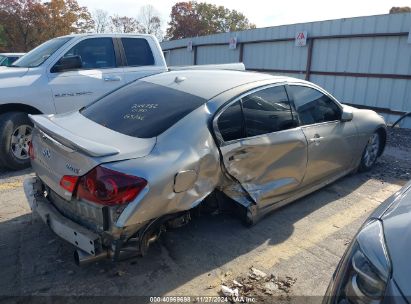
[0,0,93,52]
[0,25,5,49]
[389,6,411,13]
[166,1,256,40]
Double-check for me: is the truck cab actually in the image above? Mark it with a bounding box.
[0,34,167,170]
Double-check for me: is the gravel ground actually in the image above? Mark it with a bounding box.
[0,127,410,303]
[368,127,411,181]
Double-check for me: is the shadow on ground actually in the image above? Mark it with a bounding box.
[0,172,373,298]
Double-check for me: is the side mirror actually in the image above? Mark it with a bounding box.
[341,108,353,122]
[51,55,82,73]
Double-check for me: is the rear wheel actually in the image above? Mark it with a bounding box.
[358,132,380,172]
[0,112,33,170]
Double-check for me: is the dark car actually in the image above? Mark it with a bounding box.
[324,180,411,303]
[0,53,25,67]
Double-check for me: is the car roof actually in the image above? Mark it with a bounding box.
[143,70,302,100]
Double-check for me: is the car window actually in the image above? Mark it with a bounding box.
[242,86,296,137]
[289,85,341,125]
[81,80,206,138]
[121,38,154,66]
[0,57,8,66]
[217,100,245,142]
[61,38,116,70]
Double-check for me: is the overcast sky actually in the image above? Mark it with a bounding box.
[78,0,411,32]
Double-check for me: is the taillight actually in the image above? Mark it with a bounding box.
[28,141,35,160]
[60,175,79,193]
[76,166,147,206]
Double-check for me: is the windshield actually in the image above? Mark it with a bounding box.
[0,55,5,66]
[12,37,72,68]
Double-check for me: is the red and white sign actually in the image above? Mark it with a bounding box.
[295,31,307,47]
[229,37,237,49]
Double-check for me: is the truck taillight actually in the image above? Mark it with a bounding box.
[76,166,147,206]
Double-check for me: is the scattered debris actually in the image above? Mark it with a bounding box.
[233,280,243,287]
[116,270,126,277]
[264,281,278,293]
[220,268,297,300]
[221,285,239,297]
[250,267,267,279]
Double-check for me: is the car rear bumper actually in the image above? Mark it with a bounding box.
[23,176,102,255]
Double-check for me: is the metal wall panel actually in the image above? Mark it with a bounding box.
[161,13,411,127]
[196,45,239,64]
[165,48,194,66]
[242,41,307,71]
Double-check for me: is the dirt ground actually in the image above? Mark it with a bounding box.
[0,128,410,303]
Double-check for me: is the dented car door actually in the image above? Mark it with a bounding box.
[214,85,308,208]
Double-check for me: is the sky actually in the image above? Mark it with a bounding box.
[77,0,411,32]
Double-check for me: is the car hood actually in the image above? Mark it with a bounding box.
[379,180,411,299]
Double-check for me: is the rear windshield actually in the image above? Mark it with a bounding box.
[81,81,206,138]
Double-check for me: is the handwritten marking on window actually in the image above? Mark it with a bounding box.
[124,104,159,121]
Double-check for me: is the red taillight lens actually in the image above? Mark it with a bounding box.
[28,141,35,160]
[76,166,147,206]
[60,175,79,193]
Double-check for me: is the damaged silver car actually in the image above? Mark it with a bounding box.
[24,70,387,265]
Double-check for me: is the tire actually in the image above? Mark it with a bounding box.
[0,112,33,170]
[358,132,381,172]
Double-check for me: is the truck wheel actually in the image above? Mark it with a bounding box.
[0,112,33,170]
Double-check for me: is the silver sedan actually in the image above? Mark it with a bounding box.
[24,70,386,265]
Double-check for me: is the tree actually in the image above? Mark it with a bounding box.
[0,0,49,51]
[166,1,256,40]
[43,0,94,37]
[389,6,411,13]
[93,9,110,33]
[110,15,142,33]
[138,5,163,41]
[0,0,93,51]
[0,25,6,51]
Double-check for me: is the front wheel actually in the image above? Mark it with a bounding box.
[358,132,381,172]
[0,112,33,171]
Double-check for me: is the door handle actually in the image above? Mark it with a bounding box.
[103,75,122,82]
[309,134,324,144]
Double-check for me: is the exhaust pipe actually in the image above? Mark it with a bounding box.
[74,249,109,267]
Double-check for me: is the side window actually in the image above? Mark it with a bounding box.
[289,86,341,125]
[61,38,116,70]
[121,38,154,66]
[242,86,296,137]
[217,100,245,142]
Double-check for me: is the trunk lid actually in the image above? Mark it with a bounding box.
[30,112,156,200]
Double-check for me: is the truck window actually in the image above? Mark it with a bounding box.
[12,37,72,68]
[61,38,116,70]
[121,38,155,66]
[81,80,206,138]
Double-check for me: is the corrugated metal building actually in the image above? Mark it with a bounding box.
[161,13,411,127]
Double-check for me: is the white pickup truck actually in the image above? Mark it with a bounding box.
[0,34,168,170]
